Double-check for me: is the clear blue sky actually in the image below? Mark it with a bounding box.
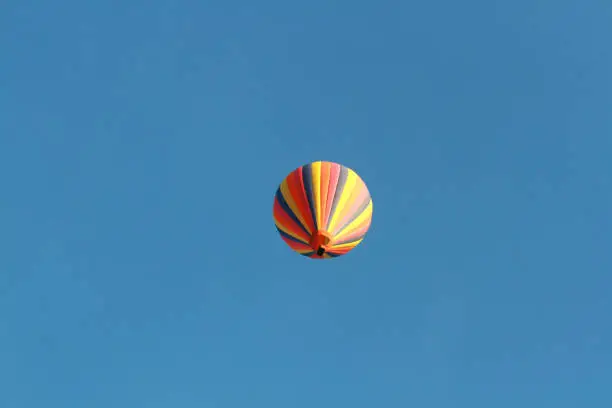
[1,0,611,406]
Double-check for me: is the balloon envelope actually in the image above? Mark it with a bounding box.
[273,161,373,259]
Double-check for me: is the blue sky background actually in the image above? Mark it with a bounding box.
[1,0,611,406]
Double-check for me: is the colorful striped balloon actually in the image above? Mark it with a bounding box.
[273,161,373,259]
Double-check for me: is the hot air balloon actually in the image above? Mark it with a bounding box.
[273,161,373,259]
